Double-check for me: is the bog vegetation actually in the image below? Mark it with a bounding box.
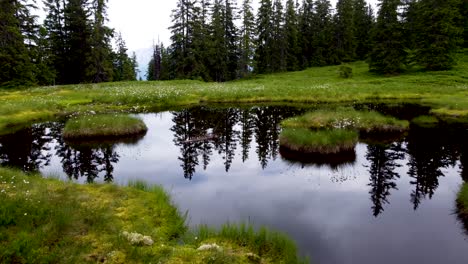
[0,168,307,263]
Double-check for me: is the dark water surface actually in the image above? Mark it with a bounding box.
[1,106,468,264]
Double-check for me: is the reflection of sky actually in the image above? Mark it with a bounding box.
[39,112,468,264]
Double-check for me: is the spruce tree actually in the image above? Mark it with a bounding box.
[271,0,286,72]
[44,0,67,84]
[284,0,300,71]
[335,0,356,62]
[225,0,239,80]
[255,0,273,73]
[313,0,336,65]
[412,0,462,70]
[87,0,114,83]
[63,0,93,84]
[462,0,468,48]
[169,0,198,79]
[112,33,136,81]
[368,0,406,74]
[238,0,256,77]
[0,0,36,87]
[354,0,374,60]
[209,0,228,81]
[298,0,314,67]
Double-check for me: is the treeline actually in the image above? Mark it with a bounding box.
[148,0,466,81]
[0,0,138,88]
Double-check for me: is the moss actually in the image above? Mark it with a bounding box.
[63,114,148,139]
[279,128,358,154]
[0,168,305,263]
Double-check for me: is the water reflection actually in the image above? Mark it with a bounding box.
[366,142,405,216]
[0,124,52,171]
[0,106,467,216]
[170,106,303,179]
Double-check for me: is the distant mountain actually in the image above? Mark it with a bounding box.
[133,47,153,80]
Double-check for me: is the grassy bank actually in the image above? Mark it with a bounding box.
[63,114,147,139]
[0,168,306,263]
[457,183,468,228]
[0,50,467,135]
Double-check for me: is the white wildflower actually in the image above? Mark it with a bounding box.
[197,243,222,251]
[122,231,154,246]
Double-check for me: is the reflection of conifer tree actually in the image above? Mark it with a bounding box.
[366,142,404,217]
[407,127,455,210]
[171,110,203,180]
[0,124,52,171]
[268,107,284,161]
[240,108,254,162]
[51,123,120,183]
[253,107,271,169]
[252,106,303,169]
[212,108,240,172]
[102,145,119,183]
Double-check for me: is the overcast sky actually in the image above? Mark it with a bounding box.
[35,0,378,52]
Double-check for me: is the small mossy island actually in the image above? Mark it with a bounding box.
[0,168,307,263]
[63,114,148,140]
[280,128,358,154]
[279,108,409,154]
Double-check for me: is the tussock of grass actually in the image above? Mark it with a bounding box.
[0,168,306,263]
[282,108,409,133]
[411,115,440,128]
[280,128,358,154]
[63,114,147,139]
[192,223,308,264]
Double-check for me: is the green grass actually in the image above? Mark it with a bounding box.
[457,183,468,228]
[282,108,409,133]
[0,50,468,135]
[0,167,305,263]
[63,114,147,139]
[411,115,440,128]
[280,128,358,154]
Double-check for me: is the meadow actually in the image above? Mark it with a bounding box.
[0,50,467,135]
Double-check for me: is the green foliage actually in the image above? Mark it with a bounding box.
[0,0,36,87]
[280,128,358,153]
[255,0,274,74]
[335,0,356,62]
[369,0,407,74]
[63,114,147,139]
[339,65,353,78]
[412,0,462,70]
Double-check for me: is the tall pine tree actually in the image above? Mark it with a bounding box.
[238,0,255,77]
[0,0,36,87]
[335,0,356,62]
[368,0,406,74]
[412,0,462,70]
[354,0,374,60]
[255,0,273,73]
[284,0,300,71]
